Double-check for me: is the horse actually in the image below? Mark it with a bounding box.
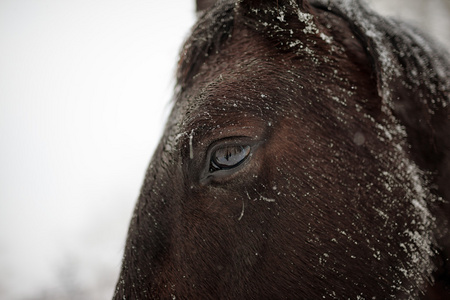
[114,0,450,298]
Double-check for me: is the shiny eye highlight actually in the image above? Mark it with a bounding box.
[210,145,251,172]
[200,137,260,185]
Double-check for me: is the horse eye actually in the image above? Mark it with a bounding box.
[210,145,251,171]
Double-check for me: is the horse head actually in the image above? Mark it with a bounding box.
[114,0,450,298]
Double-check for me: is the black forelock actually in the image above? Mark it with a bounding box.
[177,0,236,89]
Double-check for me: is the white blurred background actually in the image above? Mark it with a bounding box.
[0,0,449,299]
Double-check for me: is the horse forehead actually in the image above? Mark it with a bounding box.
[196,44,282,84]
[179,50,296,117]
[173,78,280,142]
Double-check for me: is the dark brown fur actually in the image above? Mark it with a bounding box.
[114,0,450,298]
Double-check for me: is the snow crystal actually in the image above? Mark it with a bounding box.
[189,130,194,159]
[277,10,286,22]
[238,200,245,221]
[259,195,276,202]
[289,39,302,48]
[319,32,333,44]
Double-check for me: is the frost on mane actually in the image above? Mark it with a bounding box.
[311,0,450,110]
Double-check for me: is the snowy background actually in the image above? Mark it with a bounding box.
[0,0,449,299]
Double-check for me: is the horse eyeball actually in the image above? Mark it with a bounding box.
[211,145,251,171]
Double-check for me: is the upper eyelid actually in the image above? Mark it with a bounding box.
[208,136,253,149]
[208,136,255,157]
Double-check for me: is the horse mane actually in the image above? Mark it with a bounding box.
[310,0,450,105]
[311,0,450,205]
[177,0,235,90]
